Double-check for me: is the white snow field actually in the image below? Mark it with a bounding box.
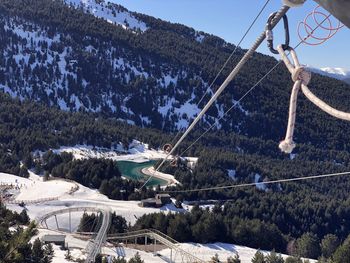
[0,172,75,202]
[36,140,169,163]
[1,171,317,262]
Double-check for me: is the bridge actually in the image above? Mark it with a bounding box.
[37,208,203,262]
[37,206,111,263]
[107,229,204,263]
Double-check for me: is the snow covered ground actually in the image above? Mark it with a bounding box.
[1,172,317,262]
[37,140,169,163]
[36,139,180,185]
[64,0,148,32]
[159,243,317,263]
[0,172,75,202]
[1,171,183,225]
[31,228,317,263]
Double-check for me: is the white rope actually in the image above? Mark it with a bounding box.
[137,3,288,191]
[301,84,350,121]
[278,45,350,153]
[163,171,350,193]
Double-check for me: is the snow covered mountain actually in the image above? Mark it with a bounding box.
[0,0,247,132]
[64,0,148,32]
[309,66,350,84]
[0,0,349,140]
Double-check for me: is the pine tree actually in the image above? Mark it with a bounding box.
[128,252,144,263]
[32,238,44,263]
[251,250,266,263]
[332,235,350,263]
[265,250,284,263]
[227,253,240,263]
[44,243,54,263]
[285,257,302,263]
[295,233,320,259]
[321,234,339,258]
[112,256,127,263]
[19,209,30,224]
[210,253,221,263]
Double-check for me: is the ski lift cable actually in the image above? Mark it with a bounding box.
[138,4,291,191]
[162,171,350,193]
[167,0,272,151]
[158,13,338,194]
[196,0,272,107]
[178,61,282,158]
[180,11,334,157]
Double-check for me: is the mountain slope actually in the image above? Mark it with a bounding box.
[0,0,350,152]
[309,66,350,84]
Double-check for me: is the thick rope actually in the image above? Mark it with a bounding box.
[138,5,291,190]
[278,45,350,153]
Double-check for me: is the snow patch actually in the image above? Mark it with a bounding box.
[308,66,350,84]
[64,0,148,32]
[227,169,237,180]
[254,174,267,191]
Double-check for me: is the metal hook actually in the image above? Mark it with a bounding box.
[265,12,291,54]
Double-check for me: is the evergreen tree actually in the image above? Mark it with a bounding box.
[210,253,221,263]
[128,252,144,263]
[265,251,284,263]
[19,209,30,225]
[321,234,339,258]
[332,235,350,263]
[227,254,241,263]
[295,233,320,259]
[112,257,127,263]
[251,250,265,263]
[32,238,44,263]
[44,243,54,263]
[284,257,302,263]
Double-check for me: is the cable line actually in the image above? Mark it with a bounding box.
[163,171,350,193]
[165,0,272,157]
[196,0,271,107]
[176,13,333,158]
[158,12,336,194]
[138,4,290,191]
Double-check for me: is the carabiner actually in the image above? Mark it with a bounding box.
[265,12,291,54]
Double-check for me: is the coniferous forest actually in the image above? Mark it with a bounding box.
[1,0,350,261]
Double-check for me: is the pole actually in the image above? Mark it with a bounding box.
[54,215,59,230]
[69,210,71,233]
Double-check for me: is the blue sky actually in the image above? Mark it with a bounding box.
[111,0,349,69]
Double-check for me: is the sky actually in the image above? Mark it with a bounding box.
[111,0,349,69]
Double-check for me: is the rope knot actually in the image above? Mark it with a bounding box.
[292,66,311,85]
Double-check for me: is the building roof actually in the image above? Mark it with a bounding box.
[141,198,157,203]
[42,234,66,242]
[156,194,171,198]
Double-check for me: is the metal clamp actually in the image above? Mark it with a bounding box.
[265,12,291,54]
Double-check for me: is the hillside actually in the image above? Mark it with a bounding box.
[1,0,350,260]
[0,0,350,152]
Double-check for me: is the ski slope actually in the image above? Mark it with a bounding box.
[2,172,317,262]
